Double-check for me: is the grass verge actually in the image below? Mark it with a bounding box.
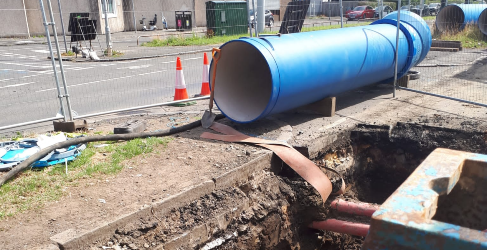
[0,137,171,220]
[61,51,75,57]
[143,33,245,47]
[422,16,436,21]
[435,24,487,49]
[104,49,124,57]
[301,22,372,32]
[143,22,371,47]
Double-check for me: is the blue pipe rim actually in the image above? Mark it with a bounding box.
[209,37,282,124]
[379,11,431,64]
[436,4,487,32]
[371,19,415,79]
[479,8,487,35]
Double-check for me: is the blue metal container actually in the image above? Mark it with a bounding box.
[211,11,431,123]
[436,4,487,33]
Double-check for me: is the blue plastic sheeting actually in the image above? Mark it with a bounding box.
[436,4,487,32]
[211,11,431,123]
[0,141,86,170]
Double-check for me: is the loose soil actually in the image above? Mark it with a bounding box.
[87,121,487,250]
[0,114,287,250]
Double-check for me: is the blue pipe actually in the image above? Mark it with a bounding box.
[478,8,487,35]
[436,4,487,33]
[211,11,431,123]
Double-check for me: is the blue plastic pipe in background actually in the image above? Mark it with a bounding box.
[478,8,487,35]
[436,4,487,33]
[211,11,432,123]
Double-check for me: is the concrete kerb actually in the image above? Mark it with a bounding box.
[161,196,250,250]
[51,151,275,250]
[0,40,47,47]
[52,180,218,249]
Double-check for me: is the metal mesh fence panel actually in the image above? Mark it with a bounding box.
[43,0,252,119]
[0,1,67,129]
[2,0,487,131]
[400,2,487,106]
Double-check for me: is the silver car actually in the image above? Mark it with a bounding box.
[374,5,393,18]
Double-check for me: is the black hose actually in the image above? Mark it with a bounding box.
[0,115,225,187]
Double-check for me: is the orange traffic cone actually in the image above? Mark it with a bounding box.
[199,53,211,96]
[174,57,189,101]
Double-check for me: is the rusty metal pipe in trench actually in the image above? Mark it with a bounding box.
[209,11,431,123]
[309,200,377,237]
[309,219,370,237]
[330,199,379,217]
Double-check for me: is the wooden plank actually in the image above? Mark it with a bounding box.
[430,47,459,52]
[303,97,336,117]
[397,75,410,88]
[431,40,462,51]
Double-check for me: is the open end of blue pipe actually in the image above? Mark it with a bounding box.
[479,9,487,35]
[213,41,273,123]
[436,5,465,33]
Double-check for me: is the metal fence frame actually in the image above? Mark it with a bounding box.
[2,0,486,133]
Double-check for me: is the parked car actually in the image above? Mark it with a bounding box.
[401,5,411,10]
[346,6,375,20]
[429,3,441,15]
[374,5,393,18]
[249,9,275,28]
[410,5,430,16]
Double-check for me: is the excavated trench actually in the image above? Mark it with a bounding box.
[92,122,487,250]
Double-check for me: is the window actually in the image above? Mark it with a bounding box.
[102,0,116,18]
[107,0,114,13]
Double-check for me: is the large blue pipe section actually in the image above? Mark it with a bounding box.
[211,11,431,123]
[478,8,487,35]
[436,4,487,33]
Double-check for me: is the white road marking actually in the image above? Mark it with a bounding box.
[0,62,52,68]
[35,70,166,93]
[68,67,94,71]
[116,64,152,70]
[0,82,35,89]
[0,69,29,72]
[32,50,51,53]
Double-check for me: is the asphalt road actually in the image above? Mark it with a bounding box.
[0,43,207,127]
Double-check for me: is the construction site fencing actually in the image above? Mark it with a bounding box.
[396,2,487,107]
[0,2,66,130]
[1,0,486,133]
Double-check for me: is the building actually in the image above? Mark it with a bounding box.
[0,0,297,38]
[1,0,125,38]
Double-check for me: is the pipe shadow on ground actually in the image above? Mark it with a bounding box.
[452,57,487,85]
[274,83,393,127]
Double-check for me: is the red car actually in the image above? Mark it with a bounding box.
[346,6,375,20]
